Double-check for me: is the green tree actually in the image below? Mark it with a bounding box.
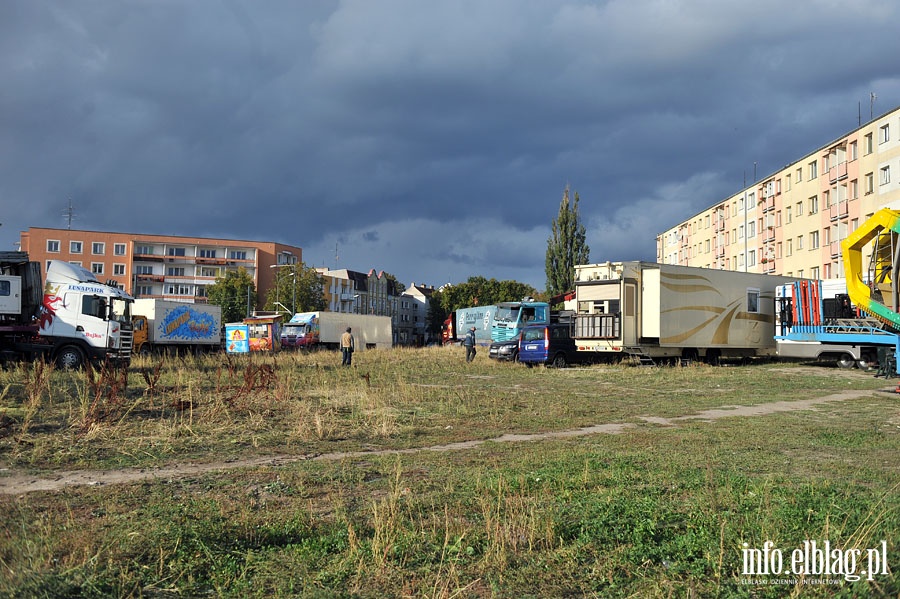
[207,267,257,323]
[265,264,326,315]
[545,185,590,299]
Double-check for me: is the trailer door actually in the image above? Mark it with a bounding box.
[641,268,660,339]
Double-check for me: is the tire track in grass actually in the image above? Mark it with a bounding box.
[0,389,882,495]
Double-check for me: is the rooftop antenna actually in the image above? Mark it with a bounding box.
[334,242,339,267]
[871,92,877,120]
[63,199,76,229]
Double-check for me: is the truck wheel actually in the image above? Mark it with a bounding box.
[836,354,856,369]
[55,345,86,370]
[551,353,567,368]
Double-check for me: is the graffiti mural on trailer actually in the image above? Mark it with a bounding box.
[158,306,217,341]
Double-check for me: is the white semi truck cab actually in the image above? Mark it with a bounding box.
[39,261,134,368]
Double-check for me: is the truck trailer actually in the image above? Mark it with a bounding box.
[0,253,133,368]
[773,208,900,375]
[442,305,496,346]
[281,311,392,350]
[774,279,887,369]
[132,299,222,355]
[573,261,796,363]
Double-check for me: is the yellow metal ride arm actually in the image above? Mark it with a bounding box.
[841,208,900,332]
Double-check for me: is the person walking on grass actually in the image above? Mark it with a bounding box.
[340,327,355,366]
[463,326,477,362]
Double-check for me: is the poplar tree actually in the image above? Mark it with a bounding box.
[545,185,590,298]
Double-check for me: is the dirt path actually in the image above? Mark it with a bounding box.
[0,389,884,495]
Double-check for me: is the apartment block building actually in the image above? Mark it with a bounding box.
[20,227,302,303]
[657,105,900,279]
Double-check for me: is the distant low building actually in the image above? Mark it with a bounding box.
[398,283,435,346]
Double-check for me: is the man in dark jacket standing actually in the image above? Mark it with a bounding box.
[463,326,477,362]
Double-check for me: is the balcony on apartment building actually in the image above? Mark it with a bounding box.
[829,241,842,259]
[760,195,775,212]
[828,161,848,184]
[762,259,776,273]
[763,226,776,243]
[829,200,849,221]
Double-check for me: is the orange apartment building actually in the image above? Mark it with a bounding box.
[657,105,900,279]
[20,227,302,303]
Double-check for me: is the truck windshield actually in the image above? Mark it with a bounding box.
[494,307,519,323]
[284,324,307,335]
[109,298,132,323]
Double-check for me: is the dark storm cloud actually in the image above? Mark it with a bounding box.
[2,0,900,289]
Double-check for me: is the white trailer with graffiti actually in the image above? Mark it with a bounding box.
[573,261,797,363]
[132,298,222,355]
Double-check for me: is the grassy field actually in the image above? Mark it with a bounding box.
[0,347,897,597]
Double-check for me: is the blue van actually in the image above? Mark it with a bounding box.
[518,322,583,367]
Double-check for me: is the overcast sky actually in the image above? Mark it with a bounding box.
[2,1,900,290]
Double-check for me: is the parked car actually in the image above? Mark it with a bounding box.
[488,339,520,361]
[518,322,586,367]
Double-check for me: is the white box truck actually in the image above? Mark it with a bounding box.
[281,311,392,350]
[132,299,222,355]
[573,261,797,363]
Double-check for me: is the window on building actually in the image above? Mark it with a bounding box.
[168,247,186,257]
[136,265,153,275]
[135,245,154,255]
[70,241,83,254]
[880,124,890,144]
[200,267,217,277]
[809,195,818,214]
[136,285,153,296]
[229,250,247,260]
[114,243,126,256]
[785,173,792,191]
[167,267,185,276]
[850,140,858,160]
[810,230,819,249]
[199,249,216,258]
[776,242,783,259]
[113,264,126,276]
[786,206,792,223]
[747,289,760,313]
[92,242,105,255]
[797,235,804,250]
[91,262,104,275]
[747,250,756,267]
[196,286,208,298]
[851,179,858,199]
[47,240,60,253]
[865,133,874,154]
[808,160,818,180]
[166,284,191,295]
[787,239,793,256]
[796,201,803,216]
[851,218,859,232]
[880,165,891,186]
[748,221,755,238]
